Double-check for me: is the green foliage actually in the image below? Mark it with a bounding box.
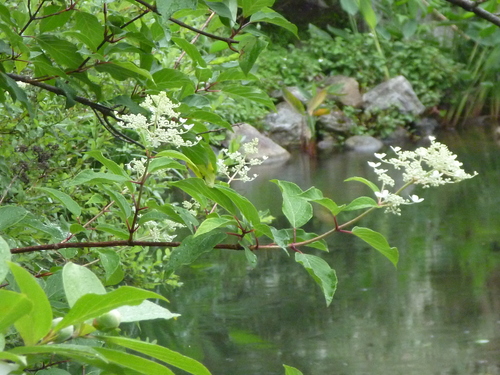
[258,30,463,108]
[0,0,477,373]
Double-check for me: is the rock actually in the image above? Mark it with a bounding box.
[262,102,306,148]
[317,135,338,152]
[323,75,363,108]
[318,110,355,132]
[413,117,438,137]
[363,76,425,115]
[345,135,383,153]
[230,123,291,164]
[383,126,411,143]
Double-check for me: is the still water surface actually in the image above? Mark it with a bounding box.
[143,127,500,374]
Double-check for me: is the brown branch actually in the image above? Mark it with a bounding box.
[443,0,500,27]
[7,73,117,118]
[131,0,238,45]
[10,240,246,254]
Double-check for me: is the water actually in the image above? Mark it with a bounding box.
[141,127,500,375]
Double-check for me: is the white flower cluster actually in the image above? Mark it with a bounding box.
[217,138,268,183]
[127,157,147,177]
[182,199,200,215]
[144,219,185,241]
[368,137,477,215]
[118,92,201,149]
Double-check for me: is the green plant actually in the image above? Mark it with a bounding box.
[0,0,478,374]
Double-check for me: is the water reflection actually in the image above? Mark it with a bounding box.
[141,127,500,375]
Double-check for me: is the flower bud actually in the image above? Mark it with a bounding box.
[51,317,74,342]
[93,309,122,331]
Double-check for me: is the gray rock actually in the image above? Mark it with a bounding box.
[345,135,383,153]
[323,75,363,108]
[230,123,291,164]
[318,110,355,132]
[317,135,338,152]
[384,126,411,143]
[363,76,425,115]
[263,102,306,148]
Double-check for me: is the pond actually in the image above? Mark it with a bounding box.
[140,126,500,375]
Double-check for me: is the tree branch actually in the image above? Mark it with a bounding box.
[10,240,246,253]
[131,0,239,45]
[443,0,500,27]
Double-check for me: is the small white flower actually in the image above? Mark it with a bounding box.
[367,161,381,168]
[375,190,390,200]
[409,195,424,203]
[374,153,386,159]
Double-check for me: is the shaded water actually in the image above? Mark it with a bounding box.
[142,127,500,374]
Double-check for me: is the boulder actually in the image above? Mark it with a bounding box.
[318,110,356,133]
[323,75,363,108]
[262,102,306,148]
[363,76,425,115]
[345,135,383,153]
[317,135,338,153]
[230,123,291,164]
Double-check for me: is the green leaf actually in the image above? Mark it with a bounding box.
[102,186,132,221]
[96,61,153,82]
[189,110,232,131]
[249,8,298,37]
[0,206,27,231]
[166,232,227,275]
[36,35,84,68]
[94,347,175,375]
[0,290,32,333]
[352,227,399,267]
[9,262,52,345]
[217,68,258,82]
[103,336,212,375]
[36,187,81,217]
[66,170,129,186]
[344,176,380,193]
[222,85,275,110]
[172,178,237,214]
[344,196,378,211]
[339,0,359,15]
[0,73,33,116]
[195,217,234,237]
[0,235,10,283]
[39,5,72,33]
[149,157,187,173]
[244,245,257,268]
[172,37,207,67]
[284,364,304,375]
[10,344,108,363]
[117,300,180,323]
[239,36,268,75]
[214,185,261,225]
[206,1,235,21]
[157,0,197,19]
[87,150,129,178]
[295,253,337,306]
[271,180,312,228]
[73,12,104,52]
[282,86,305,114]
[54,287,167,331]
[95,224,130,240]
[98,249,121,284]
[359,0,377,29]
[153,68,194,90]
[239,0,275,17]
[62,262,106,308]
